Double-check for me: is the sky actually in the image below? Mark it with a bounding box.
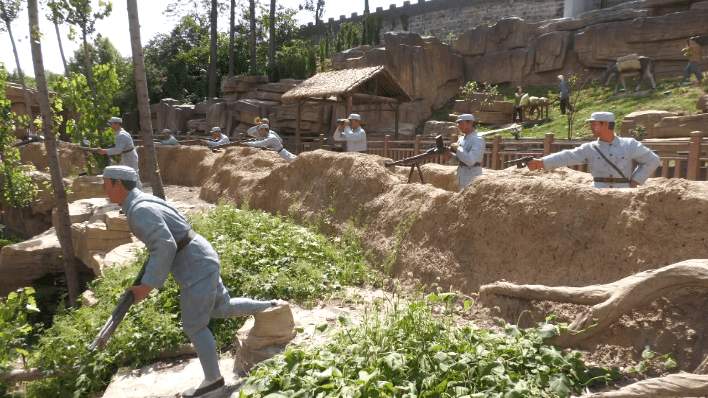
[0,0,408,77]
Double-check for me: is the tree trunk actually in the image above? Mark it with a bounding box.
[208,0,217,99]
[53,17,69,77]
[269,0,275,81]
[479,259,708,348]
[82,27,97,105]
[229,0,235,78]
[6,21,34,135]
[28,0,80,308]
[127,0,165,200]
[249,0,256,75]
[581,373,708,397]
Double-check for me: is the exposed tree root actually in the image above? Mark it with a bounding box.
[478,259,708,347]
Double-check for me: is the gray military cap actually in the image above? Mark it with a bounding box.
[108,117,122,124]
[210,126,221,133]
[100,166,137,181]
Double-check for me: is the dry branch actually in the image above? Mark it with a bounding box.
[478,259,708,347]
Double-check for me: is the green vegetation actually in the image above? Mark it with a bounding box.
[492,78,706,140]
[11,205,367,398]
[240,280,620,398]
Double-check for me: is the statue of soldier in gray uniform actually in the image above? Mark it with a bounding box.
[245,124,295,163]
[333,113,367,153]
[444,114,485,191]
[98,117,142,189]
[155,128,180,146]
[101,165,282,397]
[527,112,660,188]
[201,127,230,147]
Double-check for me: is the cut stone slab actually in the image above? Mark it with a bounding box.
[51,197,113,229]
[423,121,460,138]
[102,354,241,398]
[0,228,63,296]
[620,110,678,139]
[71,175,106,200]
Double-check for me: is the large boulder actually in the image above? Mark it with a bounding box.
[652,113,708,138]
[0,228,64,297]
[18,141,87,177]
[698,94,708,113]
[620,110,678,138]
[423,121,460,138]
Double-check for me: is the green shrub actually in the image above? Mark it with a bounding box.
[22,205,368,397]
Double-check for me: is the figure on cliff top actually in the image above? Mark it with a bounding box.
[682,37,704,84]
[557,75,574,115]
[526,112,660,188]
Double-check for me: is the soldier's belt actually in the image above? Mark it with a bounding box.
[594,177,630,184]
[460,162,482,167]
[176,229,197,252]
[121,147,135,154]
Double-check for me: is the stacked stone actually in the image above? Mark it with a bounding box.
[449,94,512,126]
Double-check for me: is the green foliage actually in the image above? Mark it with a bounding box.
[0,287,40,371]
[240,280,619,398]
[400,12,409,31]
[21,205,367,397]
[52,63,119,172]
[0,63,38,209]
[362,14,383,46]
[624,348,677,375]
[459,81,500,106]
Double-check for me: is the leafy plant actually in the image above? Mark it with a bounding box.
[624,347,677,375]
[0,287,41,396]
[22,205,368,397]
[240,280,619,398]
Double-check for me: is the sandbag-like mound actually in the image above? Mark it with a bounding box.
[137,146,221,186]
[18,141,87,176]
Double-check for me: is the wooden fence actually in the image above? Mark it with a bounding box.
[312,132,708,181]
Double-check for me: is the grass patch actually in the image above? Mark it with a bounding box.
[17,204,369,398]
[240,280,620,398]
[487,78,705,139]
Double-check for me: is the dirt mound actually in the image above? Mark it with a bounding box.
[18,142,87,176]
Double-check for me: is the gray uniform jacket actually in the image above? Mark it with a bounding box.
[105,128,139,174]
[451,131,485,190]
[122,189,220,289]
[155,135,180,146]
[245,132,295,163]
[542,135,660,188]
[206,133,230,147]
[333,126,367,152]
[247,125,281,141]
[558,80,570,99]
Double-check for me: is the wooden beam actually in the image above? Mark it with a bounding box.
[349,92,399,104]
[394,103,399,140]
[296,100,302,154]
[346,95,352,117]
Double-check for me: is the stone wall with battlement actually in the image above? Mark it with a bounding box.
[300,0,567,41]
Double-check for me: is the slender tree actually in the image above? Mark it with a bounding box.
[300,0,324,25]
[127,0,165,200]
[249,0,256,75]
[229,0,235,77]
[46,1,69,76]
[269,0,275,80]
[52,0,112,104]
[208,0,217,98]
[0,0,34,135]
[28,0,80,307]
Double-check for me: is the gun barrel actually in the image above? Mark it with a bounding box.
[385,149,446,167]
[88,291,135,351]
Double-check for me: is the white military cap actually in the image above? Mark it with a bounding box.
[456,114,476,122]
[100,166,137,181]
[163,128,171,133]
[259,124,270,130]
[585,112,615,123]
[108,117,122,124]
[210,126,221,132]
[348,113,361,120]
[557,75,564,81]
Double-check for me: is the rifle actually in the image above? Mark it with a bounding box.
[75,145,112,167]
[88,259,148,352]
[385,135,449,184]
[504,156,535,168]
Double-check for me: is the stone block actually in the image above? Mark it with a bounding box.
[620,110,678,138]
[71,175,106,200]
[532,31,571,72]
[423,121,460,137]
[482,101,513,114]
[242,90,284,102]
[452,100,471,114]
[105,211,131,232]
[255,83,298,93]
[698,94,708,112]
[52,197,112,229]
[0,228,64,294]
[475,111,512,125]
[652,113,708,138]
[71,221,134,256]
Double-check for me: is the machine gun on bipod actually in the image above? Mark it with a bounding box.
[504,156,534,168]
[89,258,148,352]
[385,135,449,184]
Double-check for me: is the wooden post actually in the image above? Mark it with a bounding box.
[319,133,325,149]
[394,103,399,140]
[346,95,352,118]
[687,131,704,181]
[384,134,390,158]
[295,100,302,154]
[414,134,421,155]
[543,133,554,156]
[492,134,502,170]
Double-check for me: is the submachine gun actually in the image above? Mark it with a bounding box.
[504,156,535,168]
[88,259,148,352]
[385,135,449,184]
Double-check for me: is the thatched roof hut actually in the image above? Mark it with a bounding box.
[281,66,411,103]
[281,66,412,148]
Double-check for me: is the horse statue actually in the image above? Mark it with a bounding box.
[601,55,657,95]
